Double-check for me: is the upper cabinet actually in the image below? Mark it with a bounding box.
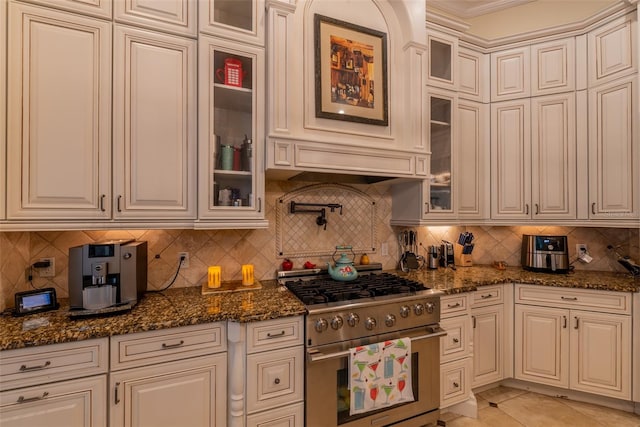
[200,0,265,47]
[198,35,267,227]
[18,0,112,19]
[6,2,113,220]
[531,37,575,96]
[427,30,458,90]
[114,0,197,37]
[113,25,197,220]
[491,46,531,102]
[588,12,637,87]
[458,47,489,102]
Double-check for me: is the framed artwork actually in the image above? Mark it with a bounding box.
[314,14,388,126]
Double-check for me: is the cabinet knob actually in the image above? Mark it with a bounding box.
[452,337,459,343]
[453,382,459,388]
[274,378,280,385]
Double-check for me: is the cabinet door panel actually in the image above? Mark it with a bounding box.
[113,26,196,219]
[531,38,575,95]
[7,3,111,219]
[472,305,503,388]
[570,310,631,399]
[0,376,107,427]
[491,47,530,101]
[114,0,197,37]
[491,100,531,219]
[588,12,637,86]
[514,305,569,388]
[588,77,638,219]
[531,93,576,219]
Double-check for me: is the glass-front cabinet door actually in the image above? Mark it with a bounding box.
[198,35,266,226]
[199,0,265,47]
[426,89,456,218]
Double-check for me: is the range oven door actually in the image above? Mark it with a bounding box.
[305,326,445,427]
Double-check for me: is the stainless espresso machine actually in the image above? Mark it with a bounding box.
[68,240,147,316]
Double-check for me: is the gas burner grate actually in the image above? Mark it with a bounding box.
[284,272,428,306]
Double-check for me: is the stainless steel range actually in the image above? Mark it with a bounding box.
[278,263,445,427]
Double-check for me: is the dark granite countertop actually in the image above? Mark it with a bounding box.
[2,267,637,351]
[0,281,305,351]
[400,266,640,295]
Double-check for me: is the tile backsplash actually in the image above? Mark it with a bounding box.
[1,180,638,311]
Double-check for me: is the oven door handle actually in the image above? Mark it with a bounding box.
[307,330,447,363]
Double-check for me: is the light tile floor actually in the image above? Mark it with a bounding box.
[439,386,640,427]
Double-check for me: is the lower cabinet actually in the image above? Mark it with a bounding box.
[471,286,505,388]
[228,316,304,426]
[109,323,228,427]
[0,338,109,427]
[0,376,107,427]
[109,355,226,427]
[514,284,632,400]
[439,294,473,408]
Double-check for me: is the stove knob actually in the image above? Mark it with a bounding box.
[315,318,328,333]
[399,305,411,318]
[330,316,344,330]
[364,317,377,331]
[414,303,425,316]
[346,313,360,327]
[385,314,396,327]
[425,302,436,314]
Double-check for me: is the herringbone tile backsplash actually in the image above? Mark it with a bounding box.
[1,180,638,311]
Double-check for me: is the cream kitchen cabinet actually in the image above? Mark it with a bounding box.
[427,29,458,90]
[531,37,576,96]
[114,0,197,37]
[198,35,267,227]
[514,284,632,400]
[17,0,112,19]
[200,0,265,47]
[491,46,531,102]
[6,2,112,221]
[471,286,506,388]
[440,294,473,409]
[491,92,576,221]
[228,316,304,427]
[109,323,228,427]
[113,25,197,220]
[0,339,108,427]
[588,12,637,87]
[587,75,639,221]
[457,47,489,103]
[0,0,6,221]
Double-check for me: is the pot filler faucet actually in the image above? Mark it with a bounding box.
[289,201,343,230]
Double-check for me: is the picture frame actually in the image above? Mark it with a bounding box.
[314,14,388,126]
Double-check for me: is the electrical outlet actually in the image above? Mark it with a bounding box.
[381,242,389,256]
[39,257,55,277]
[576,244,587,255]
[178,252,190,268]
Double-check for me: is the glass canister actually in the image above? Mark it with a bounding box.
[220,144,233,170]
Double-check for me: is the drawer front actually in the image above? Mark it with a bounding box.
[515,284,631,314]
[110,323,226,371]
[472,285,504,307]
[440,316,472,363]
[246,402,304,427]
[247,346,304,413]
[440,357,472,408]
[441,294,470,318]
[0,339,108,391]
[247,316,303,354]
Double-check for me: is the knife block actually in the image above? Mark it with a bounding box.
[454,245,473,267]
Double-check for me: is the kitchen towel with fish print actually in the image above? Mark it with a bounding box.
[349,338,414,415]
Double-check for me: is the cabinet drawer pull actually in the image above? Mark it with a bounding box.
[447,302,461,308]
[453,382,459,388]
[535,204,539,215]
[592,203,596,214]
[267,330,286,338]
[563,315,567,329]
[17,392,49,404]
[452,338,459,343]
[424,202,430,214]
[472,316,476,329]
[561,296,577,301]
[100,194,106,212]
[161,340,185,349]
[19,361,51,372]
[115,382,121,404]
[258,197,262,213]
[274,378,281,385]
[525,204,529,215]
[480,294,493,299]
[574,317,579,330]
[117,195,122,212]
